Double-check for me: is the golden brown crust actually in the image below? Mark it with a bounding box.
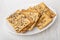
[36,13,52,29]
[20,22,34,33]
[39,2,56,18]
[21,9,40,31]
[7,10,30,33]
[45,9,56,18]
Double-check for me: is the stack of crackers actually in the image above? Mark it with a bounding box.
[6,2,56,33]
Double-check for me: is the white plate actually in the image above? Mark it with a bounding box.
[5,1,57,35]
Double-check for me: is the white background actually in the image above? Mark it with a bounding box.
[0,0,59,40]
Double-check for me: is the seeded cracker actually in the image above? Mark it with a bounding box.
[21,9,40,31]
[7,10,30,33]
[36,13,52,29]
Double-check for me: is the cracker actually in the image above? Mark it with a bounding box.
[39,2,56,18]
[21,9,40,30]
[21,9,39,23]
[7,10,30,33]
[45,9,56,18]
[27,7,41,30]
[36,13,52,29]
[20,23,33,33]
[28,23,36,30]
